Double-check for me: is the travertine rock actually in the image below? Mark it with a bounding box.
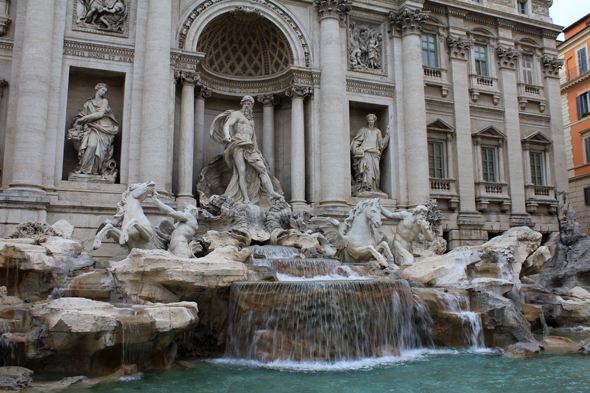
[0,238,93,301]
[109,246,248,303]
[0,366,33,390]
[50,220,74,239]
[4,297,198,374]
[402,227,542,289]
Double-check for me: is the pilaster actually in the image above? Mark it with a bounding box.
[257,93,280,175]
[286,86,312,209]
[176,71,199,205]
[139,0,172,194]
[390,8,430,206]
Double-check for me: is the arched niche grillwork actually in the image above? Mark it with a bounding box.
[196,11,293,77]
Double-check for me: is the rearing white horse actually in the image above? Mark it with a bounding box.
[93,181,163,251]
[311,198,394,268]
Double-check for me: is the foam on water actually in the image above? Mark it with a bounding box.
[213,348,500,372]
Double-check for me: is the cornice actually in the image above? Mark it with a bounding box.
[63,40,134,63]
[346,78,395,97]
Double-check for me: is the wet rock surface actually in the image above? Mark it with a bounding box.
[0,367,33,390]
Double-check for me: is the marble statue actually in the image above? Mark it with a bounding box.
[385,205,435,266]
[351,114,389,196]
[153,193,200,259]
[93,181,168,251]
[75,0,127,33]
[311,198,394,268]
[68,83,119,180]
[209,96,283,204]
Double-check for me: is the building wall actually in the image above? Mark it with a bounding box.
[0,0,564,254]
[559,14,590,235]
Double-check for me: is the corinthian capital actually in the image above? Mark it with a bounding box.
[496,46,520,70]
[174,70,200,86]
[542,55,564,78]
[285,86,313,99]
[315,0,351,24]
[447,35,471,60]
[257,94,281,107]
[389,8,428,36]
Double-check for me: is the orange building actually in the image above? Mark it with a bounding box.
[559,14,590,234]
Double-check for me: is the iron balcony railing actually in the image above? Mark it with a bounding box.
[563,60,590,83]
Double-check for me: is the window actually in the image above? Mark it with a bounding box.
[585,136,590,164]
[474,45,489,76]
[576,91,590,119]
[518,1,527,14]
[578,47,588,75]
[522,55,534,85]
[481,147,497,182]
[585,186,590,205]
[428,141,445,178]
[422,34,438,68]
[530,152,544,186]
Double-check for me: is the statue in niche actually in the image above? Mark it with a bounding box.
[68,83,119,182]
[75,0,127,33]
[348,21,382,72]
[208,96,283,205]
[351,114,389,197]
[153,193,202,259]
[386,205,435,266]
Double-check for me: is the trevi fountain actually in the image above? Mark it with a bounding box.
[0,0,587,392]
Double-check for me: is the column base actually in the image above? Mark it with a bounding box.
[290,200,309,213]
[0,189,50,231]
[175,195,196,207]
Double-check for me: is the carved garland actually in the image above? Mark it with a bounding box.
[178,0,311,68]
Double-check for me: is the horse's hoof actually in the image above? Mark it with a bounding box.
[92,241,101,250]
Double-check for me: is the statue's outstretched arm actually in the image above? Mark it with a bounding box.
[154,196,188,222]
[381,206,404,220]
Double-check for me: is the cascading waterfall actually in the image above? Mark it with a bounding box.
[225,280,433,362]
[436,292,485,349]
[252,258,370,281]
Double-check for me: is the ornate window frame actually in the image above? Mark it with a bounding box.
[427,119,458,209]
[521,131,555,213]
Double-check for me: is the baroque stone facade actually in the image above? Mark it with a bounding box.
[0,0,565,251]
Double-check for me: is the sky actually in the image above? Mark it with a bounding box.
[549,0,590,40]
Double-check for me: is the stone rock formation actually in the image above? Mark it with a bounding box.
[0,366,33,390]
[2,297,198,374]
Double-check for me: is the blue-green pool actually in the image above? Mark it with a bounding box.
[50,349,590,393]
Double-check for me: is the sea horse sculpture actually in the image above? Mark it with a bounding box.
[310,198,394,268]
[93,181,170,251]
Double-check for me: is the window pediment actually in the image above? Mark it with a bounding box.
[473,125,506,140]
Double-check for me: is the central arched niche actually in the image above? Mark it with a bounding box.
[196,10,293,77]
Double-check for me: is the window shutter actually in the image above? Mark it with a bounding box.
[585,137,590,164]
[578,95,583,119]
[585,186,590,206]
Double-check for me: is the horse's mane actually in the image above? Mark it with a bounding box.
[112,183,139,226]
[343,198,380,236]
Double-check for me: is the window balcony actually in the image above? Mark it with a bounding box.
[429,178,459,210]
[475,181,511,212]
[525,185,557,214]
[423,66,450,97]
[562,60,589,83]
[517,83,546,112]
[469,75,500,105]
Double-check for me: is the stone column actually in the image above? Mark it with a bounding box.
[139,0,172,194]
[315,0,350,208]
[8,0,56,193]
[522,143,531,185]
[176,71,199,205]
[542,55,568,192]
[194,86,211,187]
[390,8,430,206]
[496,47,528,220]
[447,35,478,213]
[257,94,279,175]
[286,86,311,208]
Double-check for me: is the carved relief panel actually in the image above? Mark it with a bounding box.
[347,17,386,75]
[73,0,129,37]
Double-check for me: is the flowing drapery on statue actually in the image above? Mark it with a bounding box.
[207,96,283,205]
[350,114,389,196]
[68,83,120,179]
